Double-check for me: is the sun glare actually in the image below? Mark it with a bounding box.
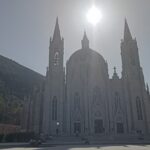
[87,5,103,26]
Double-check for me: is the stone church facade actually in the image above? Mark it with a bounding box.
[25,18,150,138]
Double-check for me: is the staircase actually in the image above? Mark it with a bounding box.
[45,134,150,145]
[46,136,84,145]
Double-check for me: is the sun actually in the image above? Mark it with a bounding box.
[86,5,103,26]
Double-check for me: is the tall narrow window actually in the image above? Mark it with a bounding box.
[136,97,143,120]
[52,96,57,120]
[114,92,121,113]
[74,92,80,110]
[54,52,59,66]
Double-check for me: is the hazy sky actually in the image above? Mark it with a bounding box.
[0,0,150,85]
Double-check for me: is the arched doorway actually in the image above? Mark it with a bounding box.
[94,119,104,134]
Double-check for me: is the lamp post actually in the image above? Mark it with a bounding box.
[56,122,60,136]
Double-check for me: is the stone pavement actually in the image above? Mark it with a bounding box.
[1,145,150,150]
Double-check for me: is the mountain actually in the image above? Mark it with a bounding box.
[0,55,45,125]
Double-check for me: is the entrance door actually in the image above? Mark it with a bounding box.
[117,122,124,134]
[74,122,81,134]
[94,119,104,134]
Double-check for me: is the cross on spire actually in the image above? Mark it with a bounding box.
[112,66,119,79]
[82,30,89,49]
[114,66,116,73]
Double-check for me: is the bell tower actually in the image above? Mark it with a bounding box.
[121,19,143,80]
[43,17,64,135]
[121,19,148,134]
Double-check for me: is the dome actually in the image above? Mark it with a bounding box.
[67,48,106,67]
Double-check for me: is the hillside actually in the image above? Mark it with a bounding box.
[0,55,45,125]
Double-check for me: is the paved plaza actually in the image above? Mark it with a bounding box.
[2,145,150,150]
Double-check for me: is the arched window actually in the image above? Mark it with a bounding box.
[74,92,80,110]
[114,92,121,111]
[136,97,143,120]
[54,52,59,66]
[52,96,57,120]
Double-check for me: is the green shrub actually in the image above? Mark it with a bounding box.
[4,132,35,142]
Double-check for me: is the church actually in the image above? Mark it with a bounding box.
[25,18,150,138]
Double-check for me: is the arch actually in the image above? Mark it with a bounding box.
[136,97,143,120]
[52,96,57,120]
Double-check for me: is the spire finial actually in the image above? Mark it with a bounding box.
[82,31,89,49]
[124,18,132,41]
[84,30,87,37]
[112,66,119,79]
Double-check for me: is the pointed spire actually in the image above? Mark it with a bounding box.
[53,17,61,41]
[83,30,88,39]
[82,31,89,49]
[124,18,132,41]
